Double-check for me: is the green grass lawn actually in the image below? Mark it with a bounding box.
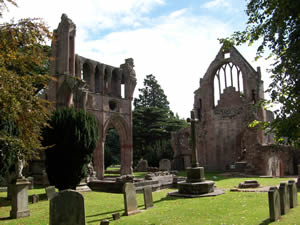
[0,173,299,225]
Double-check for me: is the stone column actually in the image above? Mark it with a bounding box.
[93,139,104,180]
[120,144,133,175]
[10,179,30,219]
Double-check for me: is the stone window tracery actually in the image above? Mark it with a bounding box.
[214,62,244,106]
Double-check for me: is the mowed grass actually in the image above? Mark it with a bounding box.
[0,173,299,225]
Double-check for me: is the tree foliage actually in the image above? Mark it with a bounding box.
[104,128,120,169]
[134,74,170,109]
[221,0,300,147]
[0,0,53,166]
[43,107,98,190]
[133,75,188,167]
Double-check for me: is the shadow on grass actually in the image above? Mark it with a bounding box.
[87,216,112,224]
[259,218,271,225]
[0,197,10,207]
[0,216,11,221]
[86,209,123,218]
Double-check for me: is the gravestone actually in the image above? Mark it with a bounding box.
[279,182,290,215]
[46,186,57,200]
[32,194,39,204]
[143,186,153,209]
[288,180,298,208]
[297,165,300,188]
[10,179,30,219]
[135,159,148,172]
[27,177,34,189]
[100,220,110,225]
[159,159,171,171]
[112,212,120,220]
[50,189,85,225]
[268,186,281,222]
[238,180,260,188]
[123,182,140,216]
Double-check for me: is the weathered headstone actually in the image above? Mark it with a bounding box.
[50,189,85,225]
[297,165,300,188]
[268,186,281,222]
[27,177,34,190]
[112,212,120,220]
[45,186,57,200]
[100,219,110,225]
[123,182,140,216]
[32,194,39,204]
[159,159,171,171]
[279,182,290,215]
[288,180,298,208]
[10,179,30,219]
[143,186,153,209]
[135,159,148,172]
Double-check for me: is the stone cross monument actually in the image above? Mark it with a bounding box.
[187,111,199,168]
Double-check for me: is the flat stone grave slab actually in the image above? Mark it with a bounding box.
[123,182,140,216]
[238,180,260,188]
[143,186,153,209]
[50,189,85,225]
[268,186,281,222]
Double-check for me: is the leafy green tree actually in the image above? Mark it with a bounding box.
[0,0,52,183]
[104,128,120,169]
[42,107,98,190]
[133,75,188,167]
[221,0,300,147]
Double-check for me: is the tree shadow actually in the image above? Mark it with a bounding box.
[86,209,123,218]
[87,216,112,224]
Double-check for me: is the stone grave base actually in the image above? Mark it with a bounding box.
[76,182,91,192]
[178,180,214,195]
[168,188,225,198]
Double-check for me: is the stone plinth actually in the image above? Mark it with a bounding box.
[186,167,205,182]
[10,179,30,219]
[178,181,214,195]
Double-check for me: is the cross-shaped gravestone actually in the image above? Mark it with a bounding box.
[187,111,199,168]
[143,186,153,209]
[123,182,140,216]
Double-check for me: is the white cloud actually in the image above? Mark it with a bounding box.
[201,0,230,9]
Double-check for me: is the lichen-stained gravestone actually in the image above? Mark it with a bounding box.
[288,180,298,208]
[143,186,153,209]
[50,190,85,225]
[268,186,281,222]
[279,182,290,215]
[123,182,140,216]
[45,186,57,200]
[159,159,171,171]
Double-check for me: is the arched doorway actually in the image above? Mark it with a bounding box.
[104,127,121,174]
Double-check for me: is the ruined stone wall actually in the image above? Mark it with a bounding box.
[47,14,136,179]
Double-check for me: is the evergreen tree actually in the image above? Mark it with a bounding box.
[133,75,188,167]
[134,74,170,109]
[42,107,98,190]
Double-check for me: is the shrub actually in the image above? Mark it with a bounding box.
[42,107,98,190]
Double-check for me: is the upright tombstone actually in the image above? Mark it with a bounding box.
[268,186,281,222]
[45,186,57,200]
[50,189,85,225]
[288,180,298,208]
[143,186,153,209]
[10,178,30,219]
[297,165,300,188]
[123,182,140,216]
[159,159,171,171]
[279,182,290,215]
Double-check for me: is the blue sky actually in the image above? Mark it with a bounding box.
[2,0,273,118]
